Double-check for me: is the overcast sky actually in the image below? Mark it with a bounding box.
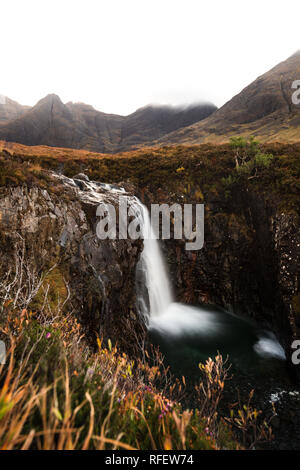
[1,0,299,115]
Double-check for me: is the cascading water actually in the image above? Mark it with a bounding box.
[50,175,296,447]
[134,201,286,375]
[135,201,173,320]
[52,173,286,376]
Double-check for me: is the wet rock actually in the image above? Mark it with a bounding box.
[0,174,145,355]
[144,188,300,380]
[73,173,90,182]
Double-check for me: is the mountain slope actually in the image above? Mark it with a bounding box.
[0,95,125,153]
[0,95,216,153]
[2,51,299,151]
[157,51,300,145]
[118,104,217,150]
[0,96,30,123]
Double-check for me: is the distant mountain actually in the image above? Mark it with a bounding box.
[0,95,216,153]
[2,52,299,152]
[119,104,217,149]
[0,96,29,123]
[156,51,300,145]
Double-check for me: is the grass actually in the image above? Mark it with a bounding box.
[0,319,233,450]
[0,141,299,212]
[0,253,274,450]
[0,139,283,450]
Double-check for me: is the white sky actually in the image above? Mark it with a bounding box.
[1,0,299,115]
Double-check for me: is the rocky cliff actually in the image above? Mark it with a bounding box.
[0,143,298,378]
[0,173,145,353]
[138,186,299,379]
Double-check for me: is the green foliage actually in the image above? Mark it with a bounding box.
[219,137,278,198]
[0,319,238,450]
[16,320,64,382]
[254,152,274,168]
[230,136,261,169]
[221,174,238,187]
[0,286,239,450]
[230,136,259,159]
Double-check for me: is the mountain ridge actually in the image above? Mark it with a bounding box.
[1,52,300,152]
[0,96,30,123]
[0,94,216,153]
[155,52,300,145]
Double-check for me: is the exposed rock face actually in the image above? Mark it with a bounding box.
[0,96,30,123]
[272,210,300,358]
[157,52,300,145]
[0,165,298,376]
[0,95,216,153]
[142,189,300,379]
[0,175,145,353]
[118,104,217,150]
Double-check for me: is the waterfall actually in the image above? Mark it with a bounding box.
[134,201,173,321]
[52,172,286,365]
[134,196,286,364]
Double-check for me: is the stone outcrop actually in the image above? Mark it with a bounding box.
[0,174,145,353]
[158,190,300,379]
[0,166,298,376]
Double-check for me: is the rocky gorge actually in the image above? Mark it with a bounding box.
[0,144,299,371]
[160,189,300,380]
[0,142,299,449]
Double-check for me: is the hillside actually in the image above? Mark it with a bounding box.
[0,95,216,153]
[156,51,300,145]
[1,53,300,153]
[0,96,30,123]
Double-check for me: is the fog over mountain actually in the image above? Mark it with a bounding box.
[156,52,300,145]
[0,96,216,153]
[1,53,300,153]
